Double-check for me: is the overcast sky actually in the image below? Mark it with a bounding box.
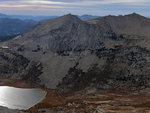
[0,0,149,16]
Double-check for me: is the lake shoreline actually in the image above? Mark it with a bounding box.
[0,79,150,113]
[0,85,47,110]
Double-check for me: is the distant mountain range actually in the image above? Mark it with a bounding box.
[0,12,149,42]
[0,18,37,41]
[78,15,99,21]
[0,13,57,21]
[0,13,99,21]
[0,13,99,41]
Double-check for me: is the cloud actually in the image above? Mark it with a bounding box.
[70,0,150,6]
[0,0,70,5]
[0,0,149,16]
[0,0,150,8]
[2,0,149,6]
[0,0,71,9]
[25,0,70,5]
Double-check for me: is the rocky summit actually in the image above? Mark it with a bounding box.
[0,13,150,93]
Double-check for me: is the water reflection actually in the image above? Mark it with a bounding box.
[0,86,46,110]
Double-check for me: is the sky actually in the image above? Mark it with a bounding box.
[0,0,149,16]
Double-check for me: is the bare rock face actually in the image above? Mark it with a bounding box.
[1,13,150,92]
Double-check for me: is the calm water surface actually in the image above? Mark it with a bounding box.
[0,86,46,110]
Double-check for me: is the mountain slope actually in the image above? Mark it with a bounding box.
[1,13,150,92]
[0,13,99,21]
[0,13,57,21]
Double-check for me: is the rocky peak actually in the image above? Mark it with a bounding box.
[20,14,83,40]
[126,13,146,18]
[59,13,82,23]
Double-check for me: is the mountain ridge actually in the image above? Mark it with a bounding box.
[88,13,150,37]
[0,13,99,21]
[1,13,150,92]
